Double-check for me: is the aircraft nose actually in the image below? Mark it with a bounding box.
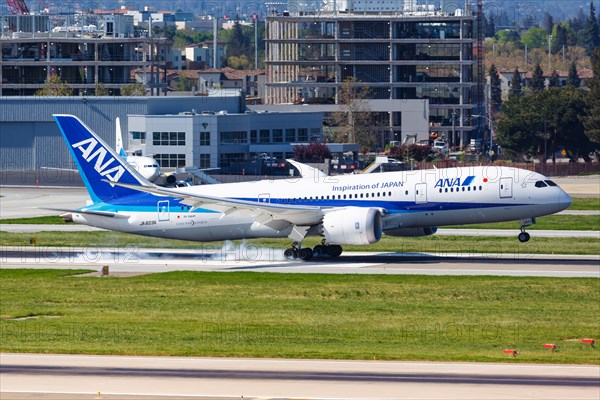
[557,189,572,212]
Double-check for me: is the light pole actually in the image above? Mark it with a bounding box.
[472,114,494,162]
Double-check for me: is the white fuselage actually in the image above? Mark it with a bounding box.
[73,166,571,243]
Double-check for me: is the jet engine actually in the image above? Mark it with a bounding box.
[321,207,383,245]
[384,227,438,237]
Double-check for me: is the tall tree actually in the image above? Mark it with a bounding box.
[582,47,600,144]
[542,12,554,35]
[94,82,108,96]
[226,21,251,58]
[521,27,547,49]
[508,68,523,98]
[121,83,146,96]
[551,23,568,54]
[582,1,600,55]
[489,64,502,110]
[548,70,560,87]
[497,88,592,162]
[35,75,73,96]
[531,63,545,92]
[328,77,375,150]
[567,62,581,87]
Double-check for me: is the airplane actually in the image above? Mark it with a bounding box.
[114,117,161,182]
[53,114,572,260]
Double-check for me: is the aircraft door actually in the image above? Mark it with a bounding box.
[157,200,170,221]
[499,177,513,198]
[258,193,270,203]
[415,183,427,204]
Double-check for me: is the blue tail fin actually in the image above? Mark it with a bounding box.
[54,114,148,203]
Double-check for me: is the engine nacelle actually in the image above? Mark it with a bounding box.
[321,207,383,245]
[384,227,438,237]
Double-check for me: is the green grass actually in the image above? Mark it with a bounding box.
[570,197,600,210]
[0,216,70,224]
[1,269,598,363]
[444,214,599,230]
[1,230,598,255]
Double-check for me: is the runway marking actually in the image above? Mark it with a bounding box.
[3,353,599,370]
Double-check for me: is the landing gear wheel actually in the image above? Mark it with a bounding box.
[327,244,343,258]
[313,244,326,256]
[284,248,298,260]
[518,232,530,243]
[299,247,313,261]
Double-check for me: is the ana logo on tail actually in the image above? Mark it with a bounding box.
[72,137,125,182]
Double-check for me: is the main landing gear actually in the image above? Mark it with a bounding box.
[284,240,343,261]
[518,218,534,243]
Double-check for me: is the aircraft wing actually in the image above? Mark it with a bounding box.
[106,181,323,227]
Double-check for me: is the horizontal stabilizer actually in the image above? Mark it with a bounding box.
[43,207,129,219]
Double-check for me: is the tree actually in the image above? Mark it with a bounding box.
[484,14,496,38]
[94,82,108,96]
[227,55,251,70]
[521,27,547,49]
[551,23,568,54]
[176,76,191,91]
[581,1,600,55]
[530,63,545,92]
[489,64,502,110]
[35,75,73,96]
[497,88,592,162]
[121,83,146,96]
[496,29,520,44]
[542,13,554,35]
[508,68,523,98]
[548,69,560,87]
[293,142,332,162]
[582,47,600,145]
[567,62,581,87]
[225,21,250,58]
[327,77,375,149]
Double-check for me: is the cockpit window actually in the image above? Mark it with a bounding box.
[535,181,548,188]
[545,180,558,187]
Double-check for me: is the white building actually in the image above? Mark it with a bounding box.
[127,110,323,171]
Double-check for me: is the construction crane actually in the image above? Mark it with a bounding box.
[5,0,30,14]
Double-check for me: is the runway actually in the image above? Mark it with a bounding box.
[1,246,598,277]
[1,353,599,400]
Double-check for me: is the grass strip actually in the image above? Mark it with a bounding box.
[442,214,599,231]
[0,216,70,224]
[569,197,600,210]
[1,269,598,364]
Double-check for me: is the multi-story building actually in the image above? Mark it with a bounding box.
[0,14,170,96]
[265,3,484,148]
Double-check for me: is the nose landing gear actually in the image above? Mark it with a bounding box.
[518,218,534,243]
[518,230,530,243]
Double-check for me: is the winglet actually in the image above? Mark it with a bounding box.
[115,117,128,158]
[287,159,327,180]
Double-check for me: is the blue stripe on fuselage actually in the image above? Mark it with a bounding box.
[84,193,529,215]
